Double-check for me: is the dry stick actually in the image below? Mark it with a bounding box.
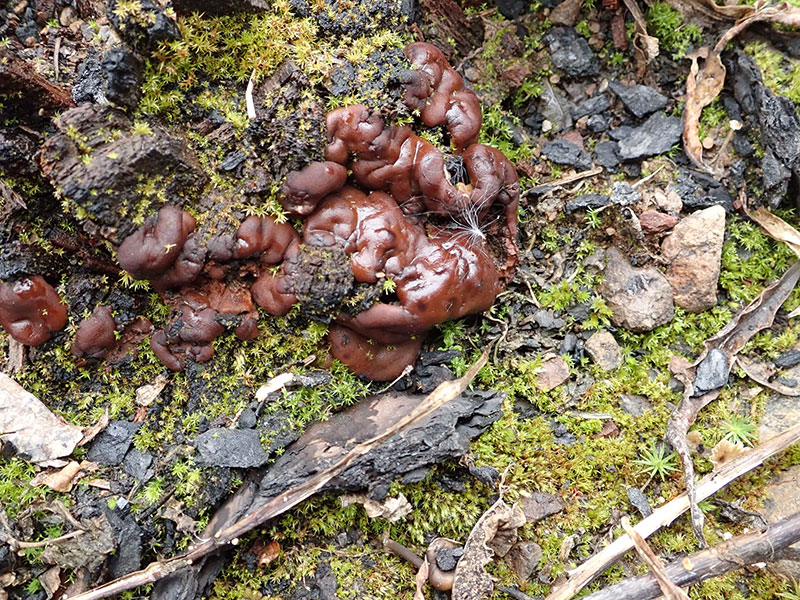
[67,352,489,600]
[620,516,690,600]
[544,421,800,600]
[584,510,800,600]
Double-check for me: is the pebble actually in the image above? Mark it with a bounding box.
[584,330,623,371]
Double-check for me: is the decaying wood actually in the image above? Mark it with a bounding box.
[584,510,800,600]
[416,0,484,58]
[0,54,75,112]
[66,352,489,600]
[620,517,690,600]
[544,421,800,600]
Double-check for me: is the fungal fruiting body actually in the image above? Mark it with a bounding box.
[0,42,519,379]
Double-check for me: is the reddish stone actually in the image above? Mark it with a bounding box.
[639,210,678,234]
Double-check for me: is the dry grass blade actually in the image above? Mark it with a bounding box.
[620,0,659,75]
[620,517,690,600]
[544,421,800,600]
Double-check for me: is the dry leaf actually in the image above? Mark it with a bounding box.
[40,566,61,600]
[747,207,800,259]
[738,355,800,396]
[710,439,745,470]
[30,461,83,492]
[161,502,198,534]
[621,0,659,75]
[414,557,430,600]
[135,374,167,406]
[0,373,84,463]
[452,499,526,600]
[340,493,412,522]
[255,372,295,400]
[79,410,109,447]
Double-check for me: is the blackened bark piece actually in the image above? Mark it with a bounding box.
[257,389,504,501]
[107,0,179,53]
[38,105,207,244]
[0,54,75,120]
[416,0,484,58]
[72,46,144,110]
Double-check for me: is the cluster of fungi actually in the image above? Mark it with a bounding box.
[0,43,519,381]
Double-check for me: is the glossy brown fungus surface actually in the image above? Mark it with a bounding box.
[0,275,68,346]
[72,305,117,359]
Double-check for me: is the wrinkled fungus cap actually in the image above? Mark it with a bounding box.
[72,305,117,359]
[0,275,68,346]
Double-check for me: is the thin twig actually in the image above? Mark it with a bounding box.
[620,516,690,600]
[545,421,800,600]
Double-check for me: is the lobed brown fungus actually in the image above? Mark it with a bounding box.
[403,42,482,151]
[72,305,117,359]
[0,275,68,346]
[281,161,348,217]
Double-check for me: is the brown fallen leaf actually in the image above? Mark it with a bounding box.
[135,374,167,406]
[452,498,526,600]
[30,461,83,492]
[0,373,84,464]
[621,0,659,76]
[414,557,430,600]
[40,566,61,600]
[746,207,800,259]
[79,410,109,447]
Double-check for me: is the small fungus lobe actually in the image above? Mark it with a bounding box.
[0,275,68,346]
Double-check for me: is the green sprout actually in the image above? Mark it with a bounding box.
[721,414,757,446]
[635,442,679,482]
[381,277,396,294]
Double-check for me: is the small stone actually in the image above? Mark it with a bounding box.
[627,487,653,517]
[617,112,683,161]
[194,428,269,468]
[584,330,622,371]
[238,407,257,429]
[59,6,77,26]
[639,210,679,234]
[544,27,599,79]
[561,333,578,354]
[594,140,620,169]
[586,113,610,133]
[669,169,733,212]
[775,349,800,369]
[693,348,730,394]
[760,465,800,579]
[565,193,610,213]
[537,357,570,391]
[549,73,561,84]
[541,119,553,133]
[589,21,601,33]
[520,491,566,523]
[543,139,593,170]
[608,81,669,118]
[122,449,153,482]
[506,542,543,581]
[619,393,653,417]
[599,248,674,332]
[610,182,641,206]
[534,309,566,329]
[572,95,610,119]
[495,0,527,18]
[88,420,141,466]
[662,205,726,312]
[436,547,460,571]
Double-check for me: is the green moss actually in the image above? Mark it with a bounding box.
[745,40,800,104]
[646,2,702,59]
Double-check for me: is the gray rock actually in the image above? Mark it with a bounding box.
[543,139,592,170]
[669,168,734,213]
[88,420,141,466]
[587,113,611,133]
[627,487,653,517]
[594,140,621,169]
[600,247,674,332]
[585,330,622,371]
[693,348,730,394]
[238,408,257,429]
[619,393,653,417]
[610,182,641,206]
[194,428,269,468]
[495,0,527,18]
[103,506,142,579]
[760,465,800,580]
[565,193,610,213]
[775,350,800,369]
[258,411,300,454]
[534,309,566,329]
[572,95,610,119]
[544,27,599,78]
[436,547,460,571]
[122,449,154,482]
[617,112,682,161]
[608,81,668,118]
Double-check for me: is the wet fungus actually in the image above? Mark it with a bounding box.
[34,40,519,379]
[0,275,68,346]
